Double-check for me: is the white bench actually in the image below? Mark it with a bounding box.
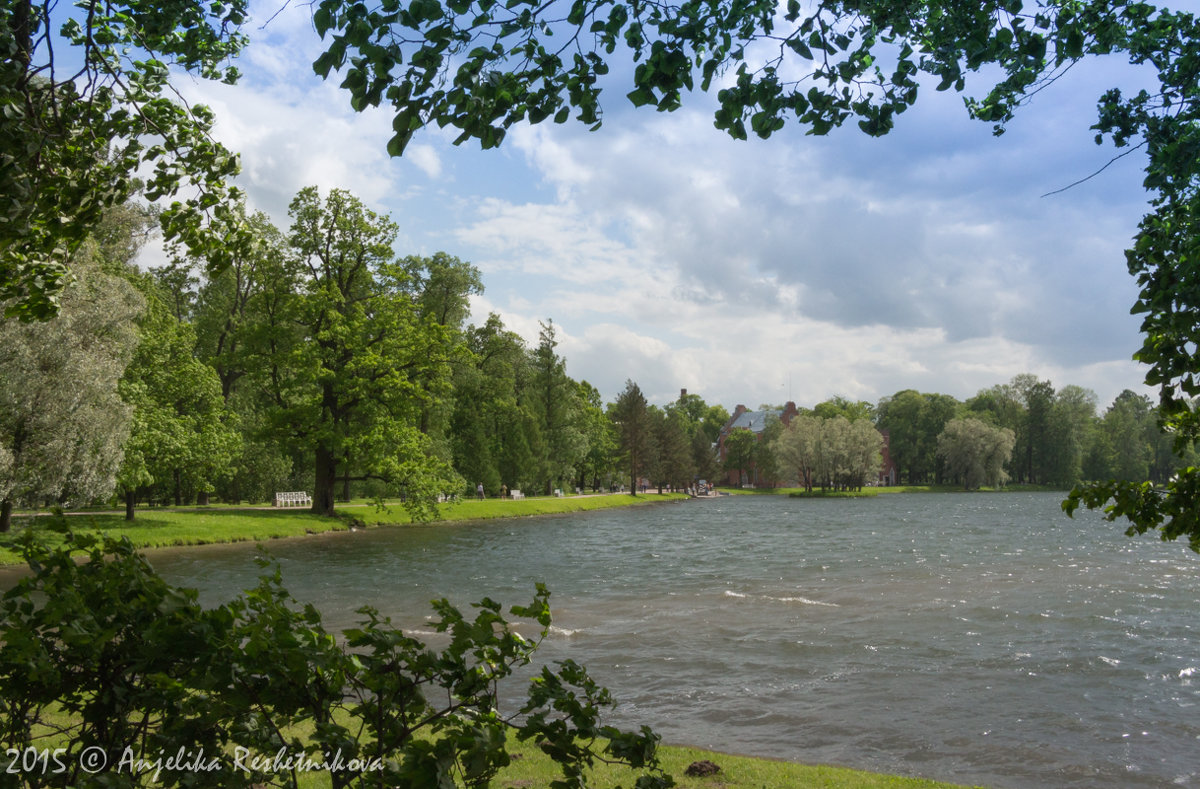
[554,488,564,497]
[274,491,311,508]
[510,489,524,500]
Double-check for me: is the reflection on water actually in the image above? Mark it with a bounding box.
[92,494,1200,788]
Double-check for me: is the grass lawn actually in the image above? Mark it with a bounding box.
[0,492,690,565]
[494,739,981,789]
[14,714,980,789]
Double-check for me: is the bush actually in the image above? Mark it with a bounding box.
[0,529,673,788]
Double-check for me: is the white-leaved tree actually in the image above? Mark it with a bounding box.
[0,252,142,530]
[937,418,1017,491]
[773,413,882,492]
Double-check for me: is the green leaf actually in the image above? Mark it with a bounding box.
[627,86,656,107]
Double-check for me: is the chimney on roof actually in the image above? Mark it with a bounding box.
[680,388,687,401]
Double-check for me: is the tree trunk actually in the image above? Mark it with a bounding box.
[11,0,32,69]
[173,469,183,506]
[313,445,337,516]
[125,490,136,521]
[0,499,12,533]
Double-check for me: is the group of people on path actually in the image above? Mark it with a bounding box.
[476,483,508,499]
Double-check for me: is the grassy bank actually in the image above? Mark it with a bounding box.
[0,493,688,565]
[498,739,980,789]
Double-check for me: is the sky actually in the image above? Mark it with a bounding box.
[155,1,1162,413]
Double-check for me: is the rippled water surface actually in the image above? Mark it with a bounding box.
[144,493,1200,788]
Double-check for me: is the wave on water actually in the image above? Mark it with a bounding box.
[723,590,838,607]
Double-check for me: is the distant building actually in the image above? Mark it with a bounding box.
[877,429,897,486]
[716,402,798,487]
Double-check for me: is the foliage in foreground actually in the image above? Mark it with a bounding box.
[0,530,672,788]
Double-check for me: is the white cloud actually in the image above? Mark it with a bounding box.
[179,78,408,223]
[454,82,1153,409]
[162,6,1159,414]
[405,144,443,180]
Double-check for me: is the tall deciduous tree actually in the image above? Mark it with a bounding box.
[188,209,301,503]
[0,255,141,530]
[721,429,758,489]
[648,406,694,493]
[116,277,241,518]
[402,252,482,447]
[575,380,617,492]
[272,187,455,516]
[920,393,961,484]
[1098,390,1157,481]
[449,313,538,494]
[876,390,958,484]
[876,390,928,484]
[813,396,873,423]
[1044,385,1099,486]
[1008,374,1055,485]
[190,209,290,401]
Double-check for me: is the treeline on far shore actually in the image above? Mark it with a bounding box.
[735,379,1189,492]
[671,378,1189,494]
[2,192,1187,531]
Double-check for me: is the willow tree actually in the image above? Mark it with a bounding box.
[0,256,141,530]
[938,418,1017,491]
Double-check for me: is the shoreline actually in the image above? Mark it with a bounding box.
[0,491,692,566]
[0,485,1072,567]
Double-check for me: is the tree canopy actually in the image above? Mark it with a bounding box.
[2,0,250,319]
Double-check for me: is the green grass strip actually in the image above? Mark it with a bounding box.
[0,493,689,565]
[497,739,982,789]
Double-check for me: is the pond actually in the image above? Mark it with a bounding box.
[114,493,1200,787]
